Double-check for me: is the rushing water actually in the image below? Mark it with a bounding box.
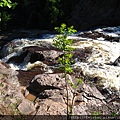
[0,26,120,92]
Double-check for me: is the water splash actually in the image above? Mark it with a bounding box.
[0,26,120,92]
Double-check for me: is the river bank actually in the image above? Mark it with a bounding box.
[0,26,120,118]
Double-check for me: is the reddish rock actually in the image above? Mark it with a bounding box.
[18,99,36,115]
[36,99,67,115]
[7,46,62,66]
[17,70,44,86]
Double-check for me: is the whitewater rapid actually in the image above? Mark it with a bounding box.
[0,26,120,92]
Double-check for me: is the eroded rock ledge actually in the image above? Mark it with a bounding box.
[0,54,120,118]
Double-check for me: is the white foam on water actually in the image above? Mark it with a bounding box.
[0,26,120,92]
[9,62,28,70]
[97,37,105,41]
[74,62,120,91]
[104,33,119,37]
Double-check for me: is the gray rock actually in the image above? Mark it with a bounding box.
[18,99,36,115]
[81,84,105,100]
[27,73,68,96]
[73,104,88,115]
[36,99,67,115]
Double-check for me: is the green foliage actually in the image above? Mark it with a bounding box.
[68,78,83,116]
[0,12,11,29]
[53,23,77,117]
[0,0,17,30]
[54,24,84,117]
[111,112,117,117]
[0,0,13,8]
[0,0,77,30]
[46,0,63,28]
[54,23,77,34]
[0,0,17,10]
[0,83,4,87]
[76,78,83,85]
[68,78,83,89]
[53,23,76,73]
[91,111,101,115]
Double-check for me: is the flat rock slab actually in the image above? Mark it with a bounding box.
[18,99,36,115]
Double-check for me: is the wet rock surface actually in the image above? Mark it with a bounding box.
[0,28,120,118]
[78,31,120,42]
[7,46,62,66]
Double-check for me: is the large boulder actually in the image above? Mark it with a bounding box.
[26,73,120,115]
[26,73,74,101]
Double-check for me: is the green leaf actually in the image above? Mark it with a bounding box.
[68,80,77,89]
[65,53,73,58]
[68,80,73,86]
[111,112,117,117]
[0,83,4,87]
[7,3,12,8]
[91,111,101,116]
[65,66,73,73]
[0,0,17,9]
[76,78,83,85]
[72,85,77,89]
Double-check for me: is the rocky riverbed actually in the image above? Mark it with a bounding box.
[0,27,120,119]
